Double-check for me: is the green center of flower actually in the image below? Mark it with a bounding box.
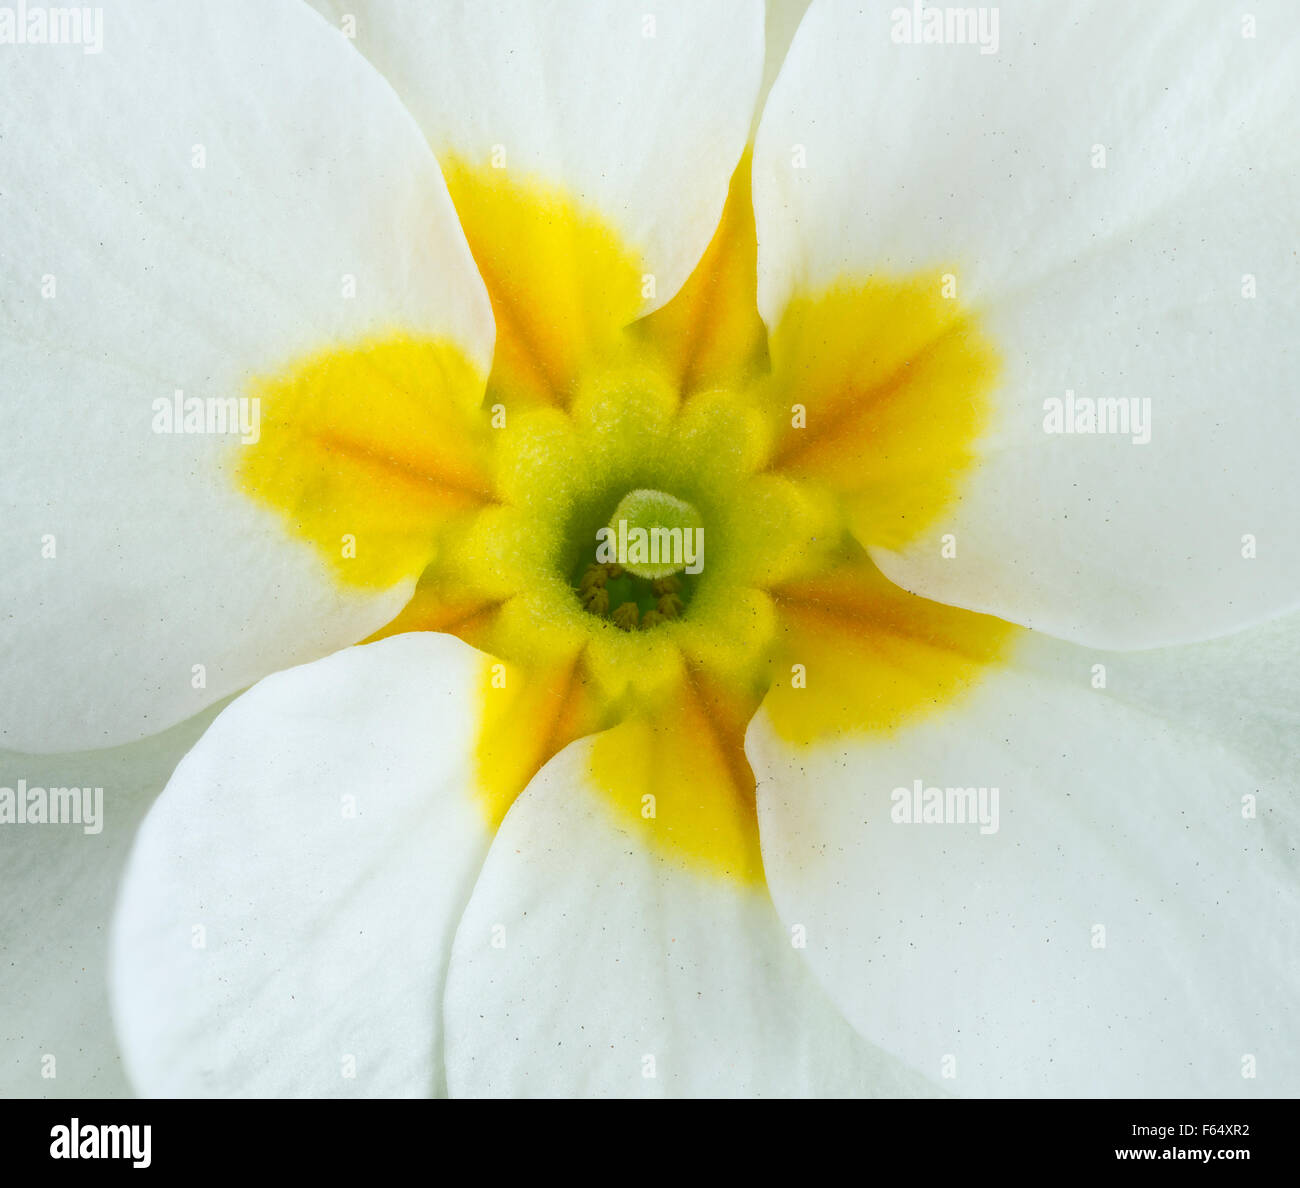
[573,487,704,630]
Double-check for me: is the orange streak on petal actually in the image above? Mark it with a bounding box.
[765,552,1017,744]
[475,648,610,826]
[634,147,768,396]
[757,277,999,552]
[587,657,765,883]
[239,335,491,590]
[442,158,645,411]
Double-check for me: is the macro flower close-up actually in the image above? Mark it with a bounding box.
[3,0,1298,1107]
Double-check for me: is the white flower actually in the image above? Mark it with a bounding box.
[2,0,1298,1098]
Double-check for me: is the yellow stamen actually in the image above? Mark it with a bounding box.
[578,565,607,593]
[612,602,640,631]
[657,593,684,620]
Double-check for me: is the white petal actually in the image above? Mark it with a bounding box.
[442,736,934,1098]
[308,0,764,312]
[748,616,1300,1096]
[753,0,1300,647]
[1,0,493,750]
[109,633,491,1098]
[0,713,216,1096]
[755,0,813,133]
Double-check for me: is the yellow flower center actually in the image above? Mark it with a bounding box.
[236,149,1016,884]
